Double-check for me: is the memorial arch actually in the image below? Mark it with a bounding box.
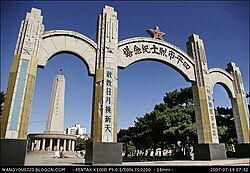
[1,5,249,165]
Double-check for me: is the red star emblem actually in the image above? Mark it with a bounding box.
[59,68,63,75]
[147,26,165,41]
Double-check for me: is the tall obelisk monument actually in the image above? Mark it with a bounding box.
[44,69,65,134]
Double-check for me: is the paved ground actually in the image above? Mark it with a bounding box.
[25,151,250,166]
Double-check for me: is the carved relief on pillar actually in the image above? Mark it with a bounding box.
[15,8,44,58]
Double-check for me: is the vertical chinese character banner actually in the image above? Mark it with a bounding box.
[102,68,114,142]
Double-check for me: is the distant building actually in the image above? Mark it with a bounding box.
[66,126,77,135]
[66,123,90,140]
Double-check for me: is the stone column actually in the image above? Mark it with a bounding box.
[49,138,53,151]
[31,140,35,151]
[187,34,226,160]
[86,5,122,165]
[36,140,41,151]
[72,140,75,151]
[57,139,60,151]
[63,139,66,151]
[227,62,250,143]
[187,34,219,144]
[227,63,250,158]
[42,139,45,150]
[91,5,119,143]
[0,8,44,139]
[68,140,71,151]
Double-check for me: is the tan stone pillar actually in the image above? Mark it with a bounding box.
[187,34,219,144]
[227,62,250,143]
[49,138,53,151]
[0,8,44,139]
[91,5,118,143]
[187,34,227,160]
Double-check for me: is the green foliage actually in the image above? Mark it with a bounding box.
[118,87,238,159]
[118,87,197,159]
[216,106,237,144]
[163,87,193,108]
[0,91,5,118]
[75,138,88,151]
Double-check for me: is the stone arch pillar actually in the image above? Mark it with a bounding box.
[0,8,44,165]
[227,62,250,158]
[186,34,226,160]
[1,8,44,139]
[86,5,122,165]
[91,5,118,143]
[227,63,249,144]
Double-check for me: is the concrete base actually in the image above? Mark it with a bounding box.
[194,143,227,160]
[85,142,122,165]
[235,144,250,158]
[0,138,27,166]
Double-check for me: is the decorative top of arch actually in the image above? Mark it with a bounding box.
[208,67,235,98]
[117,37,195,82]
[208,68,233,81]
[38,30,97,75]
[42,30,97,49]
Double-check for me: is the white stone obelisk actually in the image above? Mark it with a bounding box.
[44,69,65,134]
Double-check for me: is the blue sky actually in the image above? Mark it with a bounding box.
[1,1,249,134]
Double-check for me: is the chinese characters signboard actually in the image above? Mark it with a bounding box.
[102,68,114,142]
[122,44,191,70]
[118,40,196,83]
[206,87,219,143]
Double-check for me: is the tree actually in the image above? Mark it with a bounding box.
[162,87,196,158]
[75,138,87,151]
[118,86,240,160]
[161,106,197,159]
[118,128,132,158]
[130,87,197,159]
[117,87,197,159]
[215,106,236,143]
[163,87,193,108]
[0,91,5,118]
[246,91,250,111]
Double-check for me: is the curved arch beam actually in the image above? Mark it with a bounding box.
[38,30,97,75]
[118,37,195,82]
[208,68,235,98]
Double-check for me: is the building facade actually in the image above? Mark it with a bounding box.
[66,123,90,140]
